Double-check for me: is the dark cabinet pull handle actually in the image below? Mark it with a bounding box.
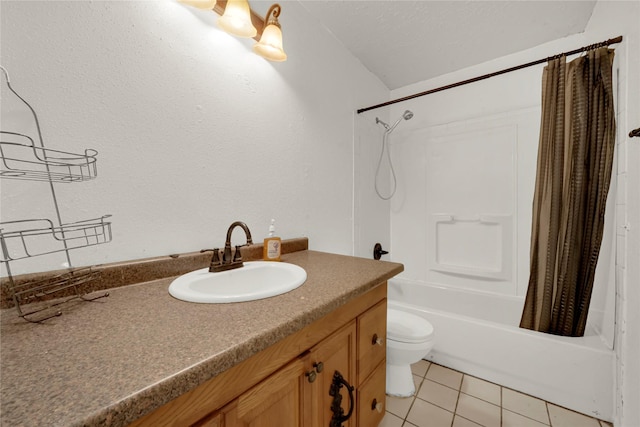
[314,361,324,373]
[329,370,355,427]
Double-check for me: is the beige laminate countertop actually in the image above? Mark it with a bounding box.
[0,250,403,427]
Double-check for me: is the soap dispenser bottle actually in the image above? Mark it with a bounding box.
[263,219,281,261]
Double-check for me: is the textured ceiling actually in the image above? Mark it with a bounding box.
[298,0,597,90]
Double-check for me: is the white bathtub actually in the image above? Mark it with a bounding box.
[388,279,615,421]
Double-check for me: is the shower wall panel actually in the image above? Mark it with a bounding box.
[429,214,512,283]
[390,108,539,296]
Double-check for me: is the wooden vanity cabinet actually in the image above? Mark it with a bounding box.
[130,284,387,427]
[207,322,356,427]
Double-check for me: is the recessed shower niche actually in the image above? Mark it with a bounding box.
[428,214,512,282]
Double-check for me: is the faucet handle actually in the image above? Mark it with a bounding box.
[232,245,244,263]
[200,248,221,265]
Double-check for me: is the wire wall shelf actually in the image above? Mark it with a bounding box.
[6,266,109,323]
[0,216,112,262]
[1,65,112,322]
[1,131,98,182]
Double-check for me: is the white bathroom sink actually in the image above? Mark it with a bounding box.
[168,261,307,303]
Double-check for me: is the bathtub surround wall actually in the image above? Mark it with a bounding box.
[362,2,638,426]
[0,0,389,275]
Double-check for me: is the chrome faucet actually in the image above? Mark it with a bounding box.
[201,221,254,272]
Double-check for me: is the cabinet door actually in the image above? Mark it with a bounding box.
[224,357,305,427]
[306,321,357,427]
[357,362,386,427]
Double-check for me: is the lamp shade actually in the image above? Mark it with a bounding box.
[253,23,287,62]
[217,0,257,38]
[178,0,216,10]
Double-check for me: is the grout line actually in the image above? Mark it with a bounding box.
[403,387,418,424]
[502,407,552,426]
[500,385,503,427]
[452,377,462,427]
[454,413,484,427]
[500,384,504,427]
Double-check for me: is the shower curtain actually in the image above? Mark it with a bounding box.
[520,47,616,337]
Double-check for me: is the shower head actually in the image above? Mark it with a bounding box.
[387,110,414,133]
[375,110,414,133]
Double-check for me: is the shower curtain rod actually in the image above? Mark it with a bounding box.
[356,35,623,114]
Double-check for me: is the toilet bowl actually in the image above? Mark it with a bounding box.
[386,308,434,397]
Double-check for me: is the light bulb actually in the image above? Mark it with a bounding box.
[178,0,216,10]
[217,0,257,38]
[253,23,287,62]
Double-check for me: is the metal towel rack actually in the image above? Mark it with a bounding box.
[0,66,112,322]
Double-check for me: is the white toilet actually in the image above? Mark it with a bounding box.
[386,308,435,397]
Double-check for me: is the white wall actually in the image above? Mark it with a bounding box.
[0,0,389,275]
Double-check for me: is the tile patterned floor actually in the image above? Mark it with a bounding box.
[381,360,612,427]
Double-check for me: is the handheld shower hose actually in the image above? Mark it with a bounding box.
[374,110,413,200]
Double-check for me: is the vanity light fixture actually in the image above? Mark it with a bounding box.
[178,0,287,62]
[178,0,217,10]
[217,0,257,38]
[253,4,287,62]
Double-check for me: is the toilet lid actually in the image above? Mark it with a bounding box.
[387,309,434,343]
